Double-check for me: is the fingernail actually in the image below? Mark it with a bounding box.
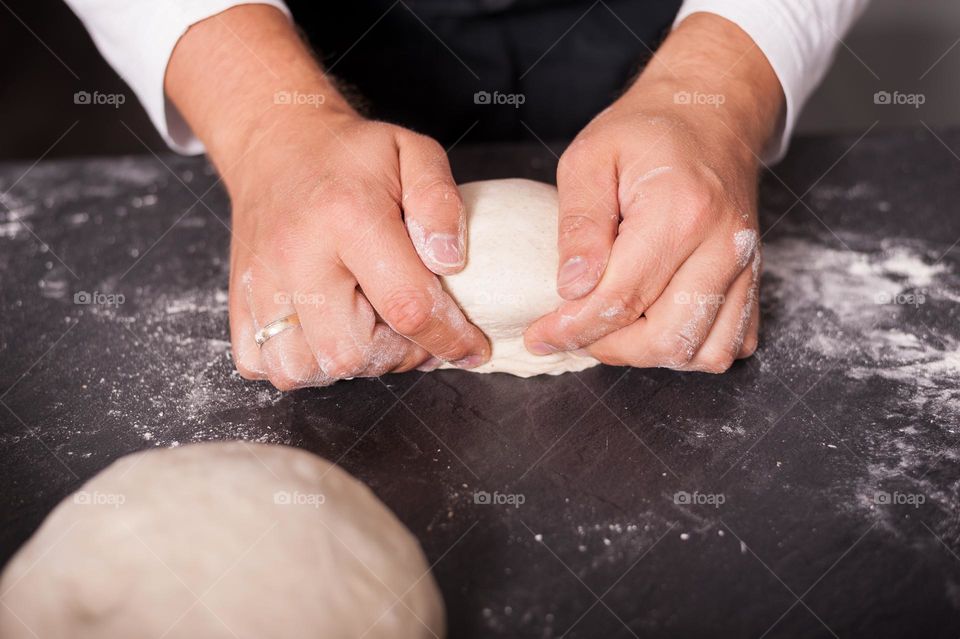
[426,233,463,268]
[528,342,557,356]
[417,357,442,372]
[557,256,588,289]
[452,354,483,369]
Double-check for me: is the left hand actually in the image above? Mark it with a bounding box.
[523,13,784,372]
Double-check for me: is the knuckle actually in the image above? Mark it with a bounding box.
[404,131,451,166]
[696,349,736,374]
[380,289,434,336]
[268,370,302,391]
[558,213,599,240]
[311,177,391,221]
[599,289,647,323]
[669,179,716,235]
[739,332,759,358]
[317,184,372,217]
[556,149,577,175]
[229,322,264,380]
[557,142,591,177]
[234,362,261,380]
[656,332,699,368]
[414,134,447,158]
[260,224,306,262]
[685,183,715,215]
[269,366,331,391]
[411,177,460,211]
[321,349,368,379]
[232,350,262,379]
[261,343,323,390]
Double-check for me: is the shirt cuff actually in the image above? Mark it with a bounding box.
[673,0,869,163]
[66,1,291,155]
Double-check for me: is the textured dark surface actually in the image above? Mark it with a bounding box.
[1,130,960,638]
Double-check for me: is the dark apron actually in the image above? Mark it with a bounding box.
[286,0,682,144]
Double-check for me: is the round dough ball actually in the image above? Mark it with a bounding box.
[440,179,600,377]
[0,442,445,639]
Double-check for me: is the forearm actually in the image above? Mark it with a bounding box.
[625,12,785,162]
[164,5,355,172]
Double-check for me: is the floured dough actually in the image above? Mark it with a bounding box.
[0,442,445,639]
[440,179,600,377]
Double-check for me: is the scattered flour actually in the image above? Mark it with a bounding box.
[87,287,285,447]
[763,230,960,540]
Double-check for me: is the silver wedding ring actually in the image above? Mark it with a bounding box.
[255,313,301,348]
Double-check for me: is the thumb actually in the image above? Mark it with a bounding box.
[554,147,619,300]
[397,131,466,276]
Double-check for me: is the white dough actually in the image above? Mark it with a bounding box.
[0,442,445,639]
[440,179,600,377]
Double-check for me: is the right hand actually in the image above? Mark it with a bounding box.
[226,109,490,390]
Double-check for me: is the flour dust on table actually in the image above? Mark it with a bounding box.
[762,229,960,539]
[0,442,445,639]
[439,179,599,377]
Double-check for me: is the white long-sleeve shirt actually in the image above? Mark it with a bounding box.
[673,0,869,160]
[64,0,868,162]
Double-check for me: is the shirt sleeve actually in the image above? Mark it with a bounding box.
[64,0,292,155]
[673,0,871,163]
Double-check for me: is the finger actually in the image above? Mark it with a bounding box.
[738,300,760,359]
[680,239,761,372]
[290,266,430,379]
[244,268,329,391]
[737,250,762,359]
[683,259,756,373]
[289,263,373,379]
[362,322,433,376]
[230,268,266,380]
[583,239,746,369]
[524,206,701,355]
[554,144,620,299]
[340,204,490,367]
[397,131,466,276]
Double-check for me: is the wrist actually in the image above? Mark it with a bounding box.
[626,12,784,161]
[165,4,357,167]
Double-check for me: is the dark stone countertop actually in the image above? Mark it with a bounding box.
[1,129,959,638]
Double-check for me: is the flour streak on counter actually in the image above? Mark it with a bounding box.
[762,230,960,539]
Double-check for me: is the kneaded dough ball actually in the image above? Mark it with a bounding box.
[0,442,445,639]
[440,179,600,377]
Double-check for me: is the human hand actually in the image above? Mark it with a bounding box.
[166,6,489,390]
[228,111,490,389]
[524,13,784,372]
